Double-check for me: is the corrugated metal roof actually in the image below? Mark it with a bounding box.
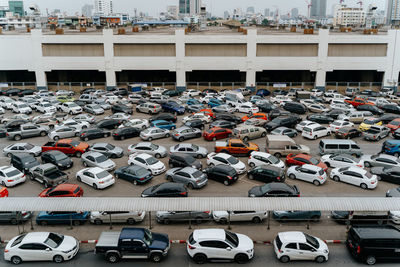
[0,197,399,211]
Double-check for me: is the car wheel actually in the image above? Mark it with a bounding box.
[53,136,59,141]
[171,126,176,130]
[155,153,161,159]
[83,161,88,167]
[195,217,203,224]
[212,137,216,141]
[193,253,207,264]
[187,183,194,189]
[14,135,21,141]
[274,153,282,158]
[315,255,326,263]
[209,163,215,167]
[82,125,87,129]
[84,137,89,141]
[261,132,267,137]
[364,161,371,168]
[179,137,184,142]
[10,218,17,225]
[360,183,368,190]
[72,220,81,226]
[243,136,249,142]
[40,131,47,137]
[53,255,64,263]
[197,154,203,159]
[43,181,49,188]
[313,135,318,140]
[252,217,261,223]
[166,175,172,181]
[11,256,22,265]
[148,137,153,141]
[311,215,320,222]
[366,255,376,265]
[94,218,102,225]
[106,253,120,263]
[7,152,12,158]
[394,152,400,157]
[219,218,228,224]
[248,174,254,180]
[289,174,296,180]
[75,152,82,158]
[223,180,230,186]
[104,133,108,138]
[313,180,321,186]
[234,253,249,264]
[127,218,136,225]
[280,255,290,263]
[333,176,340,182]
[93,183,98,190]
[40,220,48,226]
[293,132,298,137]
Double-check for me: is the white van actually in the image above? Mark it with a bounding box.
[302,124,331,140]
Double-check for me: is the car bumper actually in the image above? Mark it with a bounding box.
[152,166,166,175]
[194,180,208,188]
[98,179,115,189]
[236,168,246,174]
[4,176,26,187]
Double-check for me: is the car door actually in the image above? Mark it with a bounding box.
[298,243,318,260]
[282,243,300,260]
[203,240,234,259]
[341,170,360,186]
[82,170,95,185]
[32,243,53,261]
[386,170,400,183]
[17,243,38,261]
[119,239,139,258]
[135,157,147,169]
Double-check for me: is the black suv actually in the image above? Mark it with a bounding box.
[168,153,202,170]
[283,102,307,114]
[213,113,241,123]
[247,166,285,183]
[203,165,238,186]
[268,109,291,120]
[96,119,121,130]
[111,104,132,114]
[150,113,177,123]
[112,127,141,140]
[80,128,111,141]
[11,153,40,173]
[265,116,299,132]
[248,182,299,197]
[307,114,334,124]
[41,150,73,170]
[184,119,205,130]
[356,104,384,116]
[141,182,188,197]
[346,225,400,265]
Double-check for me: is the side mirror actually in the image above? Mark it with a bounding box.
[226,247,232,251]
[45,248,51,251]
[142,244,146,247]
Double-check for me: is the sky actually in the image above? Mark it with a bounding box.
[4,0,387,17]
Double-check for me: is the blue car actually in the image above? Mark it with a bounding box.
[382,140,400,156]
[187,99,201,106]
[256,89,271,96]
[150,120,176,130]
[36,211,90,226]
[250,95,263,104]
[115,165,153,185]
[208,98,223,108]
[162,101,185,115]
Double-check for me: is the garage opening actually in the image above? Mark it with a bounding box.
[256,70,316,83]
[46,70,106,83]
[0,70,35,82]
[326,70,383,82]
[186,71,245,83]
[116,70,176,83]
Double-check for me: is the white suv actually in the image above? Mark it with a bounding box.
[187,229,254,264]
[273,231,329,263]
[59,102,82,114]
[286,164,327,186]
[302,124,331,140]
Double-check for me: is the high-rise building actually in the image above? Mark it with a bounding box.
[334,5,366,26]
[82,4,94,17]
[264,8,270,17]
[94,0,113,16]
[291,8,299,18]
[179,0,201,16]
[387,0,400,25]
[223,11,230,20]
[247,7,255,14]
[310,0,326,18]
[8,1,23,17]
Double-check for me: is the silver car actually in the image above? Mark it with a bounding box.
[105,112,130,122]
[156,211,211,224]
[89,143,124,158]
[212,104,235,113]
[172,126,202,141]
[73,114,96,124]
[94,99,111,110]
[166,167,207,189]
[136,102,162,114]
[48,127,80,141]
[3,143,42,157]
[81,151,116,171]
[140,127,170,141]
[84,104,104,115]
[361,154,400,168]
[128,142,167,158]
[363,125,390,141]
[169,143,208,159]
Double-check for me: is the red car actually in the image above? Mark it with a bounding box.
[286,153,328,171]
[38,184,84,197]
[387,118,400,133]
[203,127,232,141]
[42,139,89,157]
[0,186,8,197]
[345,97,374,108]
[199,109,215,119]
[241,113,268,122]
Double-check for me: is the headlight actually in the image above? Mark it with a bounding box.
[62,248,74,253]
[58,163,62,166]
[249,194,255,197]
[246,249,253,253]
[323,249,329,254]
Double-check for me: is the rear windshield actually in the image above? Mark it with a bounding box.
[73,187,81,194]
[192,171,203,178]
[303,127,311,133]
[11,234,26,247]
[391,120,400,126]
[6,169,20,177]
[366,128,379,134]
[318,169,325,175]
[225,230,239,248]
[275,235,283,250]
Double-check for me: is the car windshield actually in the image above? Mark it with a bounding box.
[95,155,108,163]
[364,119,377,125]
[24,144,34,150]
[11,234,26,247]
[192,171,203,178]
[92,105,101,109]
[105,144,115,150]
[310,157,319,165]
[43,103,51,107]
[24,157,37,165]
[6,169,20,177]
[18,104,28,108]
[54,153,68,161]
[268,155,279,164]
[146,157,158,165]
[44,233,64,248]
[332,122,341,126]
[305,233,319,248]
[227,156,239,165]
[96,170,110,179]
[225,230,239,248]
[150,144,159,150]
[142,129,151,134]
[70,141,80,147]
[391,120,400,126]
[366,128,379,134]
[143,229,153,246]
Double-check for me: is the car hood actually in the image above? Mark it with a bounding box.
[157,146,167,154]
[111,147,124,155]
[370,166,385,175]
[237,233,254,251]
[76,142,89,151]
[150,161,164,170]
[58,157,72,167]
[299,145,310,154]
[248,186,263,196]
[166,167,181,176]
[212,211,229,217]
[149,233,169,250]
[232,161,246,170]
[197,147,208,155]
[98,159,115,168]
[57,235,78,251]
[32,146,42,153]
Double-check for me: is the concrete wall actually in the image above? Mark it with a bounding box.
[0,29,400,89]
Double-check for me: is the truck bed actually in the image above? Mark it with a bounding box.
[96,232,120,248]
[215,141,227,147]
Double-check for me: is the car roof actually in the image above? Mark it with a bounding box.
[376,153,398,160]
[93,143,109,147]
[278,231,306,243]
[300,164,322,171]
[346,166,367,174]
[52,184,79,191]
[137,153,153,159]
[21,232,49,244]
[352,226,400,239]
[120,228,145,240]
[84,151,103,157]
[193,229,225,241]
[0,166,17,172]
[215,153,232,159]
[87,167,106,174]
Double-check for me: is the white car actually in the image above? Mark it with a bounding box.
[311,89,323,97]
[207,152,246,174]
[330,166,378,189]
[389,211,400,224]
[321,154,363,168]
[0,105,5,114]
[72,114,96,124]
[235,103,259,114]
[56,119,90,131]
[48,127,80,141]
[90,211,146,225]
[330,103,354,111]
[59,102,82,114]
[11,102,32,114]
[212,211,268,223]
[286,164,327,186]
[0,166,25,187]
[119,118,149,130]
[128,142,167,158]
[295,120,318,132]
[184,89,201,97]
[128,153,166,175]
[182,113,212,124]
[0,97,15,109]
[270,95,292,106]
[3,143,42,157]
[186,229,254,264]
[302,124,331,140]
[248,151,285,169]
[4,232,79,264]
[36,102,57,113]
[199,95,214,104]
[329,120,354,133]
[76,167,115,189]
[56,89,74,96]
[273,232,329,263]
[103,93,120,104]
[105,112,131,122]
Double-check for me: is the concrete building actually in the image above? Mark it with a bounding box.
[334,5,366,27]
[179,0,201,16]
[223,11,230,20]
[387,0,400,25]
[1,28,399,90]
[8,1,23,17]
[167,5,179,19]
[82,4,94,17]
[291,8,299,18]
[94,0,113,16]
[247,7,255,14]
[311,0,327,18]
[264,8,270,17]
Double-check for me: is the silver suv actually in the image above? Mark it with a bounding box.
[165,167,207,189]
[156,211,211,224]
[136,102,162,114]
[233,125,267,141]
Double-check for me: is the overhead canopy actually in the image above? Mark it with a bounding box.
[0,197,399,212]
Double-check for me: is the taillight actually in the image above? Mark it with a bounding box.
[204,211,210,214]
[114,133,119,136]
[138,212,142,216]
[99,181,104,184]
[297,194,300,197]
[277,177,281,181]
[179,192,187,196]
[356,246,361,254]
[227,176,233,180]
[7,180,14,182]
[174,134,179,136]
[140,177,145,181]
[4,249,9,253]
[188,244,196,250]
[371,181,375,184]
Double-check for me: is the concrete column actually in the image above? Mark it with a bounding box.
[315,70,326,89]
[103,29,116,89]
[315,29,329,90]
[35,71,47,89]
[383,30,400,90]
[246,69,256,88]
[175,28,186,90]
[245,28,257,91]
[30,29,47,89]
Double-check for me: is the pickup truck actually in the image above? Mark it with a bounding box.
[95,228,170,263]
[215,138,259,156]
[6,123,49,141]
[42,139,89,158]
[28,163,68,188]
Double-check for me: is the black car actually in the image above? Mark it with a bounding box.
[379,114,400,124]
[346,225,400,265]
[10,153,40,173]
[73,100,86,107]
[111,104,132,115]
[150,113,177,123]
[112,127,141,140]
[2,88,21,96]
[162,90,181,97]
[41,150,73,170]
[169,153,202,169]
[268,109,291,120]
[324,109,347,120]
[209,120,236,129]
[335,127,362,139]
[247,166,285,183]
[248,182,300,197]
[184,119,205,130]
[380,104,400,114]
[203,165,238,186]
[141,182,188,197]
[81,88,96,94]
[386,187,400,197]
[213,113,241,124]
[357,104,384,116]
[331,211,350,224]
[0,127,7,138]
[371,166,400,184]
[18,89,36,97]
[256,101,276,113]
[80,128,111,141]
[307,114,334,124]
[283,102,307,114]
[265,116,298,132]
[96,119,121,130]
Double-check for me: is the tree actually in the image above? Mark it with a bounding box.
[240,19,246,25]
[251,19,256,25]
[262,19,269,26]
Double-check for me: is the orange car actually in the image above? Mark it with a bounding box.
[241,113,268,122]
[199,108,214,119]
[0,186,9,197]
[387,118,400,133]
[345,97,374,108]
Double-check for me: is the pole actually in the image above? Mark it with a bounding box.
[69,214,73,230]
[267,211,271,230]
[109,213,113,229]
[149,211,152,229]
[30,215,34,230]
[188,211,192,229]
[228,211,231,230]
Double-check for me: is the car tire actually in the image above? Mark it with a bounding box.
[53,255,64,263]
[43,181,49,188]
[11,256,22,265]
[179,137,184,142]
[53,136,59,141]
[104,134,108,138]
[40,131,47,137]
[313,180,321,186]
[219,218,228,224]
[212,137,216,141]
[40,220,48,226]
[234,253,249,264]
[148,137,153,141]
[7,153,12,158]
[94,218,102,225]
[209,163,215,167]
[360,183,368,190]
[315,255,326,263]
[252,217,261,223]
[394,152,399,157]
[84,137,89,141]
[333,176,340,182]
[197,154,203,159]
[83,161,88,167]
[195,217,203,224]
[193,253,207,264]
[93,183,98,190]
[243,136,249,142]
[289,174,296,180]
[166,175,172,181]
[10,218,17,225]
[14,135,21,141]
[188,183,194,189]
[261,132,267,137]
[325,162,330,168]
[223,180,230,186]
[106,253,120,263]
[280,255,290,263]
[127,218,136,225]
[248,174,254,180]
[366,255,376,265]
[364,162,371,168]
[171,126,176,130]
[311,215,320,222]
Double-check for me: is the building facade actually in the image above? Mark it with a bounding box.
[8,1,23,17]
[311,0,327,18]
[82,4,94,17]
[179,0,201,16]
[94,0,113,16]
[387,0,400,25]
[334,5,366,27]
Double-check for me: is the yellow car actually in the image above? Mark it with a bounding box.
[359,117,383,132]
